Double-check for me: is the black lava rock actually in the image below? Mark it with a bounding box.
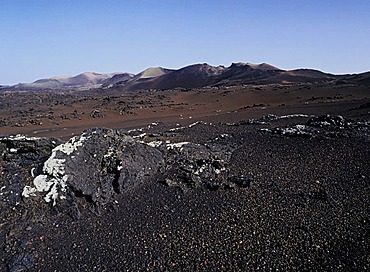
[229,176,251,188]
[7,253,34,272]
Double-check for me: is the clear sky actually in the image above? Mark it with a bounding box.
[1,0,369,85]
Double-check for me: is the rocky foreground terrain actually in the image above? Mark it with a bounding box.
[1,78,370,271]
[0,111,369,271]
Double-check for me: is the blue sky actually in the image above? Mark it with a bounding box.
[1,0,369,85]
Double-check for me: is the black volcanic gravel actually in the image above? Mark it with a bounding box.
[1,116,369,271]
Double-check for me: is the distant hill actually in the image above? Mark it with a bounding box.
[51,72,117,86]
[109,63,370,90]
[148,63,225,90]
[338,71,370,86]
[12,72,125,90]
[101,73,134,87]
[3,63,370,92]
[135,67,173,79]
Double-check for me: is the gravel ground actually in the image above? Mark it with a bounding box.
[1,114,370,271]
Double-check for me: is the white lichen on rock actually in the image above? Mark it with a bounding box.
[22,133,90,205]
[188,121,201,128]
[279,114,312,119]
[43,158,66,178]
[166,142,191,150]
[169,127,185,132]
[33,174,53,192]
[22,186,37,198]
[133,133,147,139]
[1,134,41,141]
[278,124,309,135]
[104,147,115,158]
[147,141,163,148]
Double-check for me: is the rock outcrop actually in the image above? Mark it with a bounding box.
[12,128,243,218]
[261,115,370,139]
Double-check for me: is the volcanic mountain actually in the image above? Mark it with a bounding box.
[115,62,369,90]
[147,63,226,89]
[112,67,175,90]
[4,62,370,91]
[13,72,127,90]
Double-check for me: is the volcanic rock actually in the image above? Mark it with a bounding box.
[263,115,370,138]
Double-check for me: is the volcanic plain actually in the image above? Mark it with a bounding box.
[0,80,369,271]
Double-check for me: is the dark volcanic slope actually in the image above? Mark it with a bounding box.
[214,62,282,85]
[0,114,369,271]
[341,71,370,85]
[120,63,338,91]
[112,63,370,91]
[150,63,225,89]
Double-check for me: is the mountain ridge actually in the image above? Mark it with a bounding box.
[4,62,370,91]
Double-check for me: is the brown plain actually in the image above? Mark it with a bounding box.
[0,83,369,139]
